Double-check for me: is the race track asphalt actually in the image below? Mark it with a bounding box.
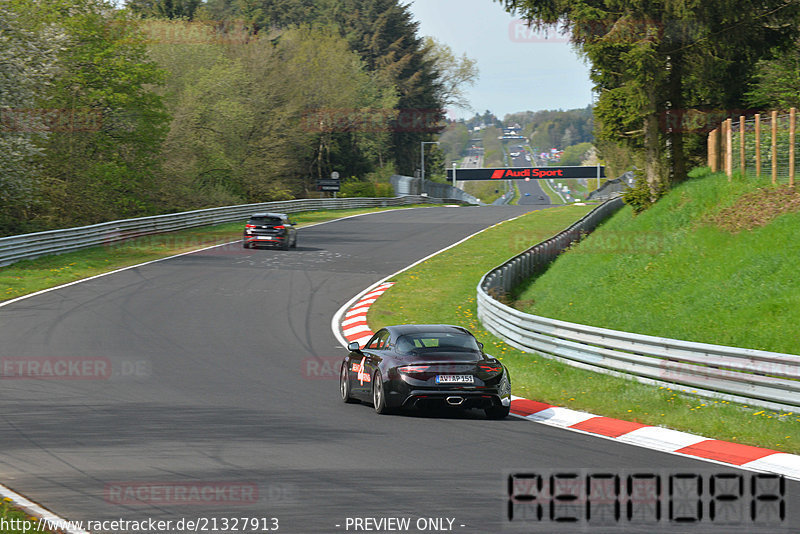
[0,205,796,534]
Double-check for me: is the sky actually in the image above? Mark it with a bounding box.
[406,0,594,121]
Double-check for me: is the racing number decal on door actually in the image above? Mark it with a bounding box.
[351,357,372,385]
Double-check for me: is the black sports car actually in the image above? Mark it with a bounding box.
[340,324,511,419]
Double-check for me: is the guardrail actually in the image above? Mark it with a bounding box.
[477,197,800,410]
[391,175,481,205]
[586,170,635,201]
[0,195,454,267]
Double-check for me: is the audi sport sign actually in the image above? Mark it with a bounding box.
[446,166,605,181]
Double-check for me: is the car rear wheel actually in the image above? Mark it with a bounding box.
[291,235,298,248]
[242,242,250,249]
[340,364,357,404]
[485,405,510,420]
[372,371,392,414]
[281,239,290,251]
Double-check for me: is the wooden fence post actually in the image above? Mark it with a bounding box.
[755,113,761,178]
[708,128,718,172]
[740,115,746,175]
[790,107,796,186]
[726,118,733,180]
[720,119,728,175]
[772,110,778,185]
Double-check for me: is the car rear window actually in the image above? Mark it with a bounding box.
[249,216,283,225]
[396,333,480,353]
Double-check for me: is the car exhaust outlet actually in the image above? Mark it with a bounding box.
[446,396,464,406]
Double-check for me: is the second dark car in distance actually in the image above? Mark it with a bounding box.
[243,212,297,250]
[340,324,511,419]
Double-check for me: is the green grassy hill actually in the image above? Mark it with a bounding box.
[515,168,800,355]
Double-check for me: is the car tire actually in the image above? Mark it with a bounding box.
[242,242,250,249]
[291,235,297,248]
[484,405,510,420]
[372,371,392,414]
[281,239,290,251]
[340,364,357,404]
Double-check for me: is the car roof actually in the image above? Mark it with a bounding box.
[249,212,288,219]
[383,324,473,337]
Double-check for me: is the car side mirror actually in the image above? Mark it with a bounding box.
[478,342,484,350]
[348,342,361,352]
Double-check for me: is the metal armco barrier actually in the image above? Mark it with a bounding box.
[478,197,800,410]
[390,175,481,205]
[0,195,457,267]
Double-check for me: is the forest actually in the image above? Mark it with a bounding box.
[5,0,800,234]
[0,0,476,235]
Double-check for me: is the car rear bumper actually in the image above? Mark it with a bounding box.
[389,389,505,410]
[244,235,286,245]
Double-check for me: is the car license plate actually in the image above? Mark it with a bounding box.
[436,375,474,384]
[258,236,273,240]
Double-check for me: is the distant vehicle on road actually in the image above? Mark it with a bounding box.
[341,324,511,418]
[243,212,297,250]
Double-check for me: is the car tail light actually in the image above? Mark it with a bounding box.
[478,363,502,376]
[398,365,430,374]
[272,225,285,230]
[245,224,256,228]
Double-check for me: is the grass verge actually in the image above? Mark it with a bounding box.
[539,179,565,204]
[366,201,800,454]
[0,498,56,534]
[510,183,520,205]
[1,205,430,303]
[462,180,508,204]
[516,168,800,355]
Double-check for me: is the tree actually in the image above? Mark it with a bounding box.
[559,142,593,166]
[746,38,800,110]
[0,5,66,234]
[150,24,397,203]
[126,0,202,20]
[438,122,470,163]
[522,107,593,151]
[200,0,319,31]
[423,37,479,110]
[9,0,170,226]
[497,0,800,201]
[277,26,398,185]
